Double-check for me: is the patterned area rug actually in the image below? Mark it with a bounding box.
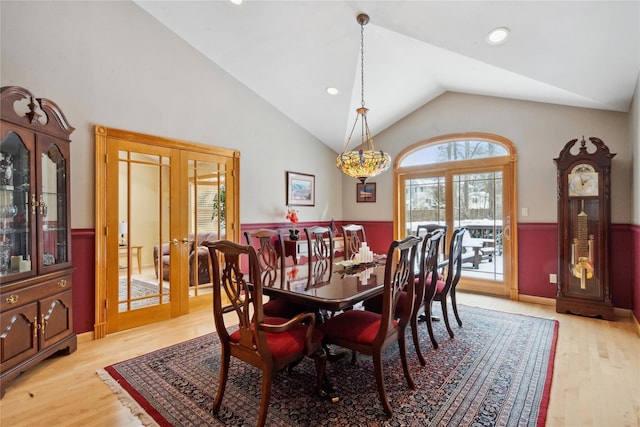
[118,278,170,312]
[98,305,557,426]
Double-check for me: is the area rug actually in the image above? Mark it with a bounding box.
[98,305,557,426]
[118,278,170,311]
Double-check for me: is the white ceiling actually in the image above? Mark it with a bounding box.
[134,1,640,154]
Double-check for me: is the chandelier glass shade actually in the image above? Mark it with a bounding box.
[337,13,391,184]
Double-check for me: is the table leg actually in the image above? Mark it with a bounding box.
[472,247,481,269]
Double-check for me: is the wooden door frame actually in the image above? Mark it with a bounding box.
[393,132,519,299]
[94,125,240,339]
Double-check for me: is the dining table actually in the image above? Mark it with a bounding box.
[261,257,388,314]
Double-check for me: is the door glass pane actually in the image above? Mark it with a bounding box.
[187,159,225,298]
[453,171,503,280]
[404,176,445,235]
[41,144,67,266]
[118,151,170,312]
[0,133,30,277]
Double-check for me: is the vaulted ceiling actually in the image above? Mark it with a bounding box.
[134,1,640,153]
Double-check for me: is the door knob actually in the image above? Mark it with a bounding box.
[171,239,179,246]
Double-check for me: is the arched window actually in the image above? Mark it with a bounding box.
[395,133,518,298]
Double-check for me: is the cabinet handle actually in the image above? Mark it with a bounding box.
[57,279,67,288]
[33,316,39,340]
[31,193,37,215]
[39,194,46,216]
[40,314,47,336]
[171,239,179,246]
[5,294,19,304]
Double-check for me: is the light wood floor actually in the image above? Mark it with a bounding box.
[1,293,638,427]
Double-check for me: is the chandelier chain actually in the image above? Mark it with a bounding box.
[336,13,391,184]
[360,20,365,108]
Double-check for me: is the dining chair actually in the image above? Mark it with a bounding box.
[364,230,443,363]
[319,235,421,417]
[411,229,444,362]
[433,227,466,338]
[341,223,367,260]
[244,229,308,318]
[205,240,328,427]
[304,225,335,286]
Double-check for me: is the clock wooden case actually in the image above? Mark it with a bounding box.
[554,137,615,320]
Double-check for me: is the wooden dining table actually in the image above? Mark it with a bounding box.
[261,258,387,313]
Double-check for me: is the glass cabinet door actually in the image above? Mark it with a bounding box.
[0,131,32,278]
[39,141,70,271]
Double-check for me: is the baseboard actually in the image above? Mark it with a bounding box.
[613,307,632,318]
[77,330,94,344]
[518,294,555,306]
[518,295,636,326]
[633,311,640,338]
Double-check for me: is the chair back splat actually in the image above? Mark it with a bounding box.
[205,240,328,427]
[244,229,308,318]
[341,223,367,260]
[319,235,421,417]
[244,229,285,288]
[304,226,335,285]
[416,223,448,267]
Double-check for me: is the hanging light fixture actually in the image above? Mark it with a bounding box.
[337,13,391,184]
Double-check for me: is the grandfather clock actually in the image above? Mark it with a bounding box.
[554,137,615,320]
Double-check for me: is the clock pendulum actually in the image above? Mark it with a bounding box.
[570,200,594,289]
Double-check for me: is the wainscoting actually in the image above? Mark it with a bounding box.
[71,222,638,335]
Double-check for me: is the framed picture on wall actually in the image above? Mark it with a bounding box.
[286,171,315,206]
[356,182,376,203]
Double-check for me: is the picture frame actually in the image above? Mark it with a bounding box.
[356,182,376,203]
[286,171,315,206]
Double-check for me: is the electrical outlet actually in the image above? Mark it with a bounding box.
[549,274,557,284]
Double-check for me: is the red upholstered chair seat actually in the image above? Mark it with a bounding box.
[319,309,397,345]
[230,316,324,359]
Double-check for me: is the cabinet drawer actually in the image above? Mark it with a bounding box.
[1,276,72,309]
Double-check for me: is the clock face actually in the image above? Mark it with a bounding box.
[568,164,599,197]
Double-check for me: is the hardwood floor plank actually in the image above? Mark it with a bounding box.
[1,292,638,426]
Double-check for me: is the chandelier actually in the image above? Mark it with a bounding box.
[336,13,391,184]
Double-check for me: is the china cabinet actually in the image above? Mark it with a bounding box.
[0,86,76,397]
[554,137,615,320]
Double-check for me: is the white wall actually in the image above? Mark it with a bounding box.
[0,1,343,228]
[343,92,632,224]
[1,1,635,228]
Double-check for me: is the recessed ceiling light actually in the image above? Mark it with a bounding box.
[326,87,339,95]
[229,0,243,5]
[486,27,510,45]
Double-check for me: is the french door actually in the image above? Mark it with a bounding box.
[94,126,239,337]
[177,150,236,312]
[395,134,518,298]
